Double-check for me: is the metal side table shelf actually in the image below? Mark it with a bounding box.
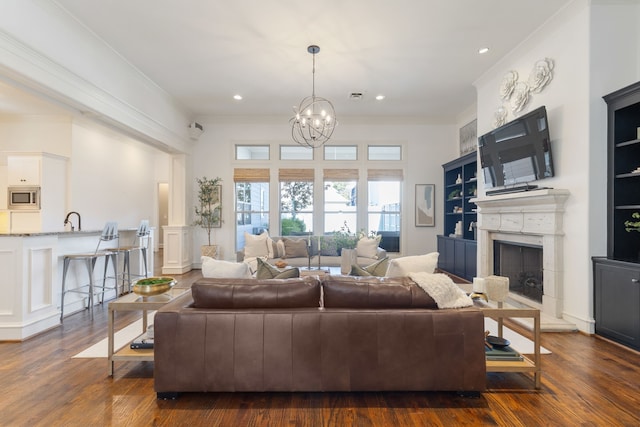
[481,307,542,389]
[107,287,189,376]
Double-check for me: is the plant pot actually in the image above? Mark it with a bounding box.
[201,245,218,259]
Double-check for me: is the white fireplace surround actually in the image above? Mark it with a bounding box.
[473,189,570,321]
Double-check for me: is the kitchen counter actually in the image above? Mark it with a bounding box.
[0,228,139,237]
[0,228,154,341]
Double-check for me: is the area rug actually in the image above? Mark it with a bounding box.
[72,312,155,358]
[72,313,549,358]
[485,318,550,354]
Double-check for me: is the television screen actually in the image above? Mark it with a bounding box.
[478,106,554,189]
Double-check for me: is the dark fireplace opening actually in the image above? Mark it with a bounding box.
[494,241,543,303]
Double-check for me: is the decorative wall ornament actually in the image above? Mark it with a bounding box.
[493,106,508,128]
[510,82,530,113]
[499,70,519,100]
[528,58,554,93]
[492,58,555,128]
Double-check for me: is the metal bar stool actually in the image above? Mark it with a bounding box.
[60,222,118,322]
[107,220,150,294]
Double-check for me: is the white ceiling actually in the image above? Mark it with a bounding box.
[3,1,573,121]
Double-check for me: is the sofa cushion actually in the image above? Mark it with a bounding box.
[283,238,309,258]
[322,275,437,309]
[191,276,321,308]
[256,258,300,279]
[356,235,382,259]
[201,256,252,278]
[350,257,390,277]
[385,252,439,277]
[244,231,270,258]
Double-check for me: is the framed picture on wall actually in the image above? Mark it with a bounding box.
[415,184,435,227]
[459,119,477,155]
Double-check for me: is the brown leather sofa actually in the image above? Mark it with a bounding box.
[154,275,486,398]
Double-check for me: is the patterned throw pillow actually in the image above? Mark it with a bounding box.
[350,257,389,277]
[256,258,300,279]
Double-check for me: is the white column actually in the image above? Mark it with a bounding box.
[162,154,192,274]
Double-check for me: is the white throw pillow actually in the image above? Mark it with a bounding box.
[201,256,252,278]
[356,235,381,259]
[243,231,269,259]
[385,252,439,277]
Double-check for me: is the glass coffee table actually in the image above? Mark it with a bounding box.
[107,287,189,376]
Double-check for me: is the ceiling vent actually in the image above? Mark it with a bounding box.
[349,92,363,101]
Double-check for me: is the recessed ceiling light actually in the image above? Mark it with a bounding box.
[478,47,490,54]
[233,94,243,100]
[375,94,385,101]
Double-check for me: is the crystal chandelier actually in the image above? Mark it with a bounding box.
[290,45,337,149]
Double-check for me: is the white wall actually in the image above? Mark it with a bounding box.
[68,120,171,234]
[189,118,458,261]
[474,0,640,332]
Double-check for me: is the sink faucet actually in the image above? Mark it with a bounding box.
[64,211,81,231]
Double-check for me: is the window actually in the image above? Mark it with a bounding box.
[368,169,403,252]
[324,145,357,160]
[234,168,269,249]
[368,145,402,161]
[279,169,314,236]
[280,145,314,160]
[235,145,269,160]
[324,169,358,233]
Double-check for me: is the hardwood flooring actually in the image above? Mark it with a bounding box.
[0,254,639,426]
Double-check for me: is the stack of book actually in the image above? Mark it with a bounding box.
[485,344,523,361]
[130,332,154,349]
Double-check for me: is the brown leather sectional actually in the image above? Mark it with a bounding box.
[154,275,486,398]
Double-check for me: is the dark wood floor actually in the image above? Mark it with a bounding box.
[1,253,639,426]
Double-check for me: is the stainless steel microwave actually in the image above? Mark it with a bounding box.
[8,186,40,210]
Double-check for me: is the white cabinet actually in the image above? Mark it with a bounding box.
[8,156,41,185]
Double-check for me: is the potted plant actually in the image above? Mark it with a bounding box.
[624,212,640,233]
[194,176,222,258]
[333,221,358,255]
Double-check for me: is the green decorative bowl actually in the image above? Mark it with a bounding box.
[132,277,176,296]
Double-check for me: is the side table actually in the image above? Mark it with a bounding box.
[107,287,189,376]
[481,306,542,389]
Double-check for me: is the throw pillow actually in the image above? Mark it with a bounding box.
[201,256,252,278]
[320,236,338,256]
[350,257,390,277]
[244,231,270,259]
[385,252,439,277]
[356,235,381,259]
[256,258,300,279]
[283,238,309,258]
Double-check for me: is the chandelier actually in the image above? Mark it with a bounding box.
[290,45,337,149]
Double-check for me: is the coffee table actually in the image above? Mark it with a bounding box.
[107,287,189,376]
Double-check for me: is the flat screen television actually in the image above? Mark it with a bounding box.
[478,106,554,191]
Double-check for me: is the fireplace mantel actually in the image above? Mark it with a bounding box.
[473,189,570,322]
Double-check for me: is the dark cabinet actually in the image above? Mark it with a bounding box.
[437,235,476,281]
[593,258,640,351]
[438,152,477,281]
[592,82,640,350]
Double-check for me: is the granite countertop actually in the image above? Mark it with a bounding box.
[0,228,140,237]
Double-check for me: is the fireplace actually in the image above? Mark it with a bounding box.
[474,189,569,321]
[494,241,543,303]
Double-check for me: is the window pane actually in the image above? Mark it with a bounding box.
[368,180,401,252]
[280,145,314,160]
[324,180,357,233]
[280,181,313,235]
[235,182,269,249]
[236,145,269,160]
[368,145,401,161]
[324,146,357,160]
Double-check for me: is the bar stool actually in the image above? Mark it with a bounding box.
[60,222,118,322]
[107,220,150,294]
